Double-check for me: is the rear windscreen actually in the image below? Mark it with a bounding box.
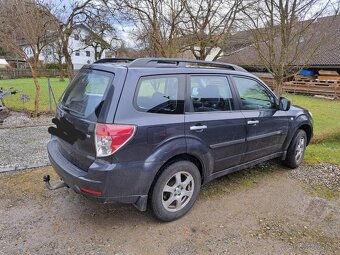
[61,69,113,120]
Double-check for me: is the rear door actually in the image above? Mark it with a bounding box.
[185,74,247,173]
[53,68,117,170]
[112,72,186,164]
[231,75,289,162]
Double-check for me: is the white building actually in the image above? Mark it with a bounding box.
[22,24,109,70]
[0,58,10,69]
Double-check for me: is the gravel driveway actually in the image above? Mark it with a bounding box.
[0,163,339,255]
[0,112,339,254]
[0,126,50,172]
[0,112,52,172]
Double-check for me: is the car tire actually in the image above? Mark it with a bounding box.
[283,129,307,169]
[150,161,201,222]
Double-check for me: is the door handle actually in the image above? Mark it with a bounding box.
[247,120,259,125]
[190,125,207,131]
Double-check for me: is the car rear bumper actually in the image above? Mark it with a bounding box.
[47,138,161,210]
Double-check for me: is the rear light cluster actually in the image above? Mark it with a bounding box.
[95,124,136,157]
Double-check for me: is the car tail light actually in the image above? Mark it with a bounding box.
[95,124,136,157]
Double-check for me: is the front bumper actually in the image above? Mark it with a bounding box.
[47,139,161,210]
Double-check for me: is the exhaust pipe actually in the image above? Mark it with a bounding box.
[43,174,68,190]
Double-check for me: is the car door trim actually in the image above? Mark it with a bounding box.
[210,138,246,149]
[247,130,283,142]
[206,151,284,182]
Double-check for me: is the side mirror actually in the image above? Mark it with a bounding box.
[278,97,291,111]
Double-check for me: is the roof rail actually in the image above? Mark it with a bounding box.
[129,58,246,72]
[94,58,135,64]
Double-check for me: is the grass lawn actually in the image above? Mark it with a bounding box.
[285,94,340,166]
[0,77,68,112]
[0,78,339,165]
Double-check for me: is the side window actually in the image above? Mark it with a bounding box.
[190,76,234,112]
[233,76,276,110]
[135,75,183,114]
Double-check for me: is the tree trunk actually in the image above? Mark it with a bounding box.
[29,60,40,117]
[58,60,65,82]
[65,54,74,81]
[61,36,74,81]
[274,75,284,96]
[274,64,287,96]
[98,49,105,60]
[59,68,65,82]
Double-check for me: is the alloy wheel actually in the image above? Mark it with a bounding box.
[295,137,305,162]
[162,171,194,212]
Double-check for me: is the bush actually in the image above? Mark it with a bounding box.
[45,63,68,70]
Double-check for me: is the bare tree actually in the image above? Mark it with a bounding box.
[43,37,66,81]
[82,8,119,61]
[242,0,335,95]
[180,0,244,60]
[105,0,185,57]
[0,0,56,116]
[48,0,93,80]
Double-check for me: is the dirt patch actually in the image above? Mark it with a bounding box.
[1,164,339,255]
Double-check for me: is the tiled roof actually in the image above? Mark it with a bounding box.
[219,15,340,67]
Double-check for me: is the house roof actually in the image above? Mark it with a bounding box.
[219,15,340,67]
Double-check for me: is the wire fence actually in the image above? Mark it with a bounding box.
[48,78,58,113]
[0,69,66,79]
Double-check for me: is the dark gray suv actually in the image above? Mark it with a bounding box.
[46,58,313,221]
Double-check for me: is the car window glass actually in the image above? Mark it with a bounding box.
[190,76,234,112]
[61,70,113,121]
[233,77,276,110]
[136,75,183,114]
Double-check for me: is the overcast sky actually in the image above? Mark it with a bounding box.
[48,0,339,49]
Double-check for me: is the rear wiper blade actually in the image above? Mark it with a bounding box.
[62,105,81,115]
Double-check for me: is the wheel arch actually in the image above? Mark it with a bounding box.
[147,153,205,197]
[282,116,313,158]
[298,123,312,145]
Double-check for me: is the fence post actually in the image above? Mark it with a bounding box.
[48,78,53,113]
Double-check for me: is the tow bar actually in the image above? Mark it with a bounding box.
[43,174,68,190]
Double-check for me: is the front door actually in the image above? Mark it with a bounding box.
[185,75,247,173]
[231,76,289,162]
